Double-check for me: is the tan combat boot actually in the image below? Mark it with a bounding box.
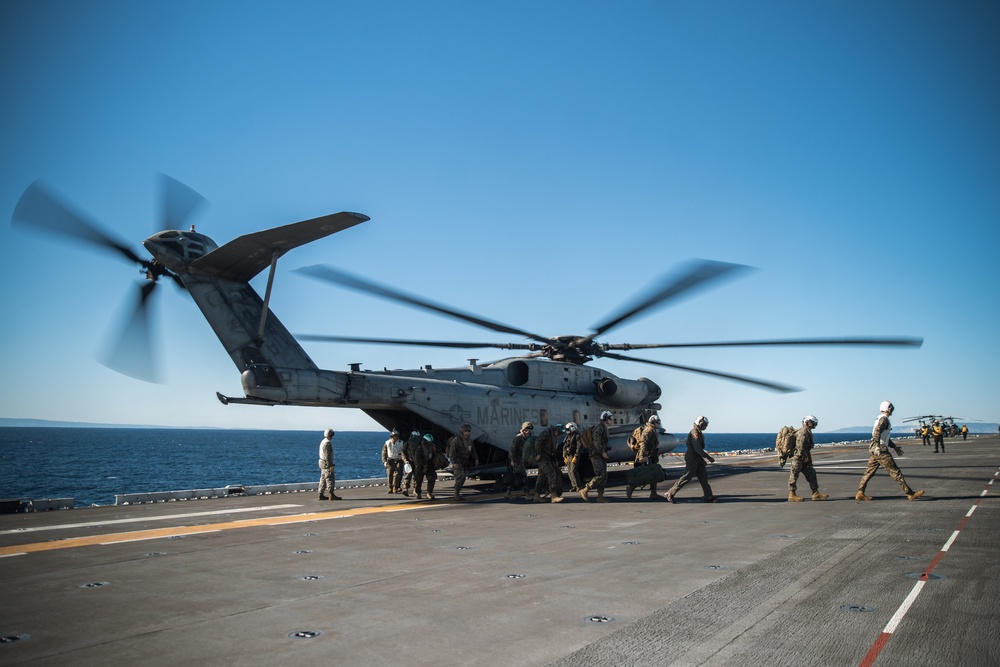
[551,496,564,503]
[856,491,873,501]
[788,491,804,502]
[906,490,925,501]
[811,491,829,501]
[579,488,590,502]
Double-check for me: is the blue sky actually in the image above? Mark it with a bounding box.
[2,0,997,434]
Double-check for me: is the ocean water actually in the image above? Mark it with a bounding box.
[0,427,870,507]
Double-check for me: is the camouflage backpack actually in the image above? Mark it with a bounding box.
[521,435,537,468]
[775,426,797,467]
[626,425,644,452]
[579,426,595,451]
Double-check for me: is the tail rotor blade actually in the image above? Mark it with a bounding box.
[160,174,207,231]
[13,180,144,265]
[98,282,162,383]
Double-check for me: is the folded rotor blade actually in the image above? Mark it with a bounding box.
[13,180,145,265]
[601,351,799,393]
[97,282,161,383]
[296,265,552,345]
[299,334,535,350]
[604,336,924,351]
[590,260,751,338]
[160,174,208,231]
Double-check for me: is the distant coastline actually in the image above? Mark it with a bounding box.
[4,416,996,434]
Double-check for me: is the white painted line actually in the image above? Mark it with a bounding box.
[0,504,304,535]
[100,529,223,545]
[941,531,960,552]
[882,580,925,634]
[966,506,977,518]
[0,552,27,558]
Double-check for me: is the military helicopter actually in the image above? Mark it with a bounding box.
[903,415,977,437]
[12,176,924,473]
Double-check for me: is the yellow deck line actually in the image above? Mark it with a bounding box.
[0,501,446,557]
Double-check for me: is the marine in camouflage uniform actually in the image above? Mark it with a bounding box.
[787,416,828,501]
[412,434,438,500]
[532,425,564,503]
[400,431,421,496]
[562,423,583,492]
[627,416,663,500]
[317,428,342,500]
[447,424,478,501]
[505,422,532,499]
[666,416,719,503]
[857,402,924,501]
[580,411,613,503]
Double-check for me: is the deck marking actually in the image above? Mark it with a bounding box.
[0,504,304,535]
[0,501,447,557]
[858,466,997,666]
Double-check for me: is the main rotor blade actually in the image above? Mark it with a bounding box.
[601,351,799,393]
[160,174,207,231]
[296,265,552,345]
[13,180,145,265]
[590,260,751,338]
[97,282,161,383]
[299,334,535,351]
[603,336,924,351]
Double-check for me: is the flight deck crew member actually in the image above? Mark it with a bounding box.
[961,424,968,440]
[563,422,583,492]
[921,424,930,446]
[856,401,924,501]
[412,434,438,500]
[533,424,565,503]
[401,431,420,496]
[626,415,663,500]
[932,421,945,452]
[666,416,720,503]
[318,428,342,500]
[787,416,829,501]
[381,429,405,494]
[447,423,479,501]
[580,411,613,502]
[506,422,532,499]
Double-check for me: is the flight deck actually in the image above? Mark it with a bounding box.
[2,436,997,666]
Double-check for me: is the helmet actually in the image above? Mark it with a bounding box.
[521,421,534,431]
[324,428,334,438]
[460,423,472,432]
[390,429,400,436]
[880,401,894,414]
[648,415,661,425]
[695,416,709,429]
[600,410,613,421]
[566,422,578,433]
[803,415,818,427]
[423,434,434,442]
[411,430,421,437]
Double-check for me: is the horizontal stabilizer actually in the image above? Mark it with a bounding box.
[191,211,369,281]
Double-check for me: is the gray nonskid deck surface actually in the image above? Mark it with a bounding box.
[1,436,997,667]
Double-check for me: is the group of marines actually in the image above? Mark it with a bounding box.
[352,399,926,504]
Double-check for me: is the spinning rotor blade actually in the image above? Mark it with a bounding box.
[604,336,924,351]
[589,260,751,338]
[296,265,552,345]
[13,181,145,265]
[160,174,207,231]
[299,334,535,351]
[98,281,162,383]
[601,351,799,393]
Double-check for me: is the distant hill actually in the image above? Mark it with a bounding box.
[0,417,177,429]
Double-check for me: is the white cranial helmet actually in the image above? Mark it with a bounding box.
[880,401,894,414]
